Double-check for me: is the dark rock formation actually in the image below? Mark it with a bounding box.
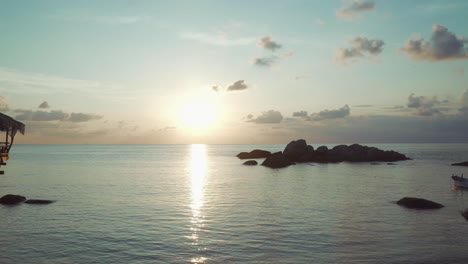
[396,197,444,209]
[461,209,468,221]
[239,139,410,168]
[236,149,271,159]
[0,194,26,205]
[261,152,294,169]
[283,139,309,161]
[285,140,410,163]
[243,160,258,166]
[24,199,55,205]
[452,161,468,166]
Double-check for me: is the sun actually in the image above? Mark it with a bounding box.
[181,100,218,131]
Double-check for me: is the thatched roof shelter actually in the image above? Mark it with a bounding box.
[0,113,25,154]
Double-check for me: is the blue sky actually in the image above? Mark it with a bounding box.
[0,0,467,144]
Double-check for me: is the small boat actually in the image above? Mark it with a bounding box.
[452,175,468,188]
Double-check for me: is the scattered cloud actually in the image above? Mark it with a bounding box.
[0,67,125,98]
[402,25,468,61]
[252,56,278,67]
[38,101,50,109]
[48,10,153,25]
[180,31,254,46]
[227,80,248,92]
[69,112,102,122]
[461,89,468,106]
[292,111,308,118]
[259,36,282,51]
[354,104,373,108]
[212,85,220,92]
[0,96,9,111]
[311,105,351,121]
[337,37,385,62]
[407,93,442,116]
[14,109,68,122]
[248,110,283,124]
[337,0,375,20]
[14,109,102,122]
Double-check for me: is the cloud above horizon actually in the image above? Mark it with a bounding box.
[337,37,385,62]
[402,25,468,61]
[248,110,283,124]
[14,109,102,122]
[38,101,50,109]
[337,0,375,20]
[259,36,282,51]
[227,80,248,92]
[252,56,278,67]
[0,96,9,111]
[310,105,351,121]
[407,93,441,116]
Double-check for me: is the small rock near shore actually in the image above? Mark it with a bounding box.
[243,160,258,166]
[24,199,55,205]
[0,194,27,205]
[396,197,444,209]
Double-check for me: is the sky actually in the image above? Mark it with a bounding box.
[0,0,467,144]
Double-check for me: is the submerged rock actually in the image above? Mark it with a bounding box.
[0,194,26,205]
[24,199,55,205]
[452,161,468,167]
[396,197,444,209]
[243,160,258,166]
[261,152,294,169]
[236,149,271,159]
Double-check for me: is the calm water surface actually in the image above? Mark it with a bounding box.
[1,144,468,263]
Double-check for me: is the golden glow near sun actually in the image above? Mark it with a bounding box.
[180,99,218,131]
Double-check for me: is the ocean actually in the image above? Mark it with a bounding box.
[1,144,468,264]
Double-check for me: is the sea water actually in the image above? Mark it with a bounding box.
[1,144,468,264]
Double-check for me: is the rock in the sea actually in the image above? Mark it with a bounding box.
[243,160,258,166]
[283,139,309,162]
[461,209,468,221]
[261,152,294,169]
[24,199,55,205]
[236,149,271,159]
[452,161,468,167]
[0,194,26,205]
[396,197,444,209]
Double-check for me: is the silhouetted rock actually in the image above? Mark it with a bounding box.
[283,139,308,161]
[452,161,468,167]
[24,199,55,205]
[0,194,26,205]
[396,197,444,209]
[236,149,271,159]
[239,139,410,165]
[243,160,258,166]
[461,209,468,221]
[261,152,294,169]
[316,146,329,154]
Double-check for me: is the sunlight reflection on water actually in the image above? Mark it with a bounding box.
[189,144,207,263]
